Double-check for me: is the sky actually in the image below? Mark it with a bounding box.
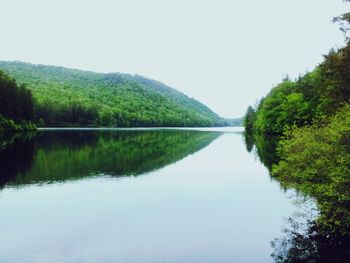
[0,0,348,118]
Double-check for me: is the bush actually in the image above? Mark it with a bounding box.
[272,104,350,234]
[0,115,36,132]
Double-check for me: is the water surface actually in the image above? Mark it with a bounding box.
[0,129,309,262]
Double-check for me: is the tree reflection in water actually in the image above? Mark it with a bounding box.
[244,132,350,262]
[0,129,221,187]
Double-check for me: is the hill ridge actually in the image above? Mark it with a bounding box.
[0,60,229,127]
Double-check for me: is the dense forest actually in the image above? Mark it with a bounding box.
[0,71,36,131]
[0,61,231,128]
[244,5,350,261]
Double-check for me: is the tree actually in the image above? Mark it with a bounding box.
[244,105,256,133]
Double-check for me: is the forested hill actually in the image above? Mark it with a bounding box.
[0,61,228,127]
[0,71,36,131]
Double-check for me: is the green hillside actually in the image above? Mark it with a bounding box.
[0,61,227,127]
[0,71,36,131]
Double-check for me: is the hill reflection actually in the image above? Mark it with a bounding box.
[0,130,220,187]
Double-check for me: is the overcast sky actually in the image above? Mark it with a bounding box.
[0,0,348,118]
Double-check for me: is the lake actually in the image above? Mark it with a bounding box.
[0,128,314,263]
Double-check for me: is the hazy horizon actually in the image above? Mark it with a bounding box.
[0,0,348,118]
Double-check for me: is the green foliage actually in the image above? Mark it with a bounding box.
[243,16,350,251]
[252,80,311,134]
[245,44,350,135]
[272,105,350,234]
[0,116,36,132]
[0,71,36,131]
[244,44,350,237]
[243,105,256,133]
[0,61,226,127]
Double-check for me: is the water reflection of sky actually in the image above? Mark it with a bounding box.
[0,131,314,263]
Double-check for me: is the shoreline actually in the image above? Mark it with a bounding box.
[37,126,245,132]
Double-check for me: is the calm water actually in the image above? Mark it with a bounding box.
[0,128,312,263]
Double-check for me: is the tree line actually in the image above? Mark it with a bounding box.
[0,71,35,131]
[244,45,350,135]
[0,61,230,128]
[243,6,350,257]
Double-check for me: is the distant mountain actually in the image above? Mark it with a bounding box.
[225,117,243,126]
[0,61,229,127]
